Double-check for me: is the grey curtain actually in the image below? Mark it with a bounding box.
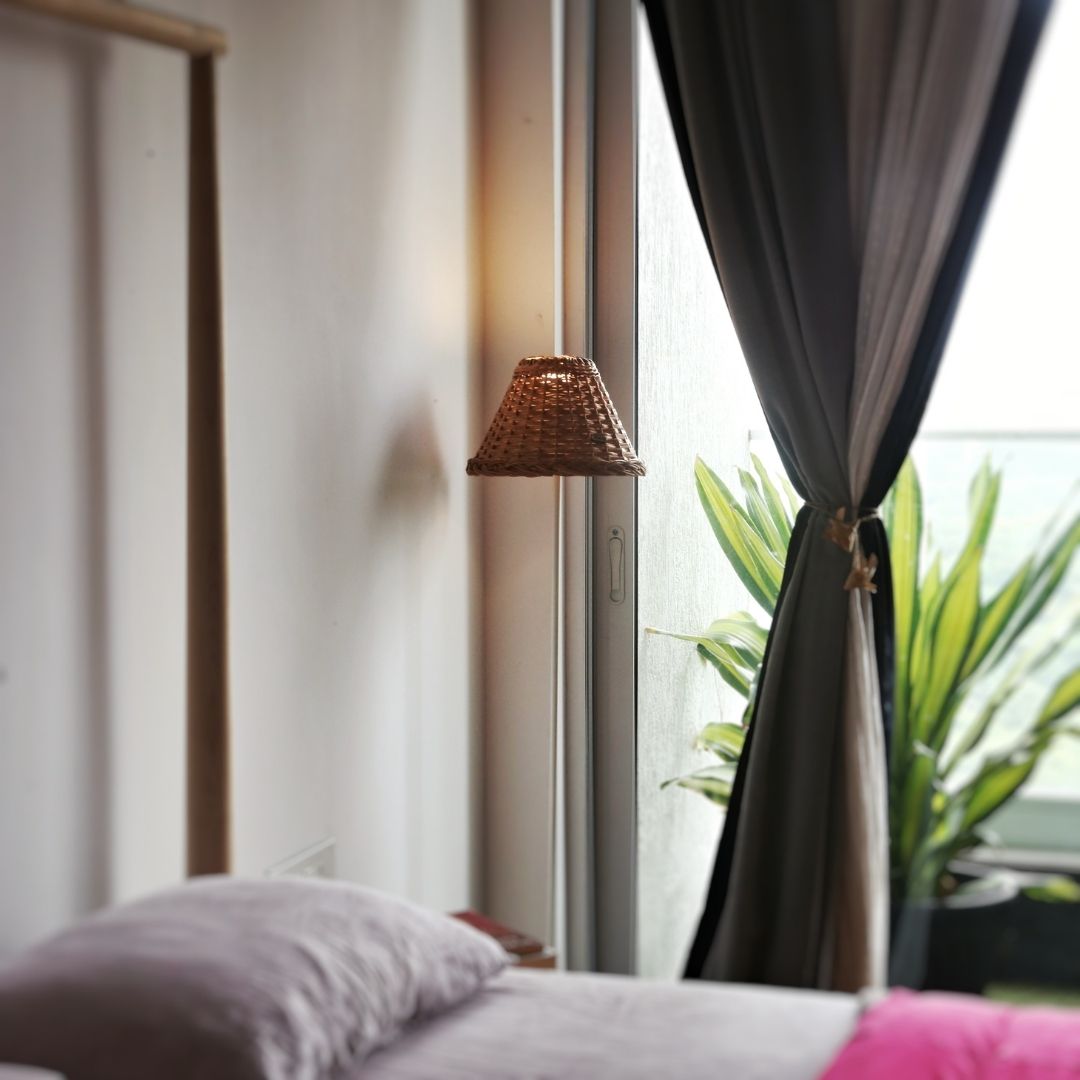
[644,0,1050,990]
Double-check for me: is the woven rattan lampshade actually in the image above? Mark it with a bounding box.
[467,355,645,477]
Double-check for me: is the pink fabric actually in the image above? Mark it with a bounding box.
[821,989,1080,1079]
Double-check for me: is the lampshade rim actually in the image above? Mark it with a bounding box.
[466,455,645,478]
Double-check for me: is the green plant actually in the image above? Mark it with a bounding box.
[652,455,791,808]
[652,454,1080,902]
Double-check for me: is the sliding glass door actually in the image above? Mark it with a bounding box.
[591,0,1078,984]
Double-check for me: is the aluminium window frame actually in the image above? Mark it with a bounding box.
[586,0,639,976]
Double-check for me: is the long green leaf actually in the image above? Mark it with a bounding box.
[995,513,1080,660]
[695,458,784,613]
[1023,877,1080,903]
[738,468,787,559]
[964,459,1001,556]
[696,642,752,696]
[943,615,1080,774]
[959,557,1033,683]
[742,666,762,726]
[662,765,734,807]
[960,751,1041,832]
[703,613,769,666]
[751,453,794,545]
[897,460,990,741]
[889,459,922,726]
[645,627,754,696]
[907,554,943,721]
[919,550,982,749]
[777,471,803,519]
[1038,668,1080,729]
[696,722,746,762]
[899,741,938,875]
[905,796,969,901]
[941,680,1022,777]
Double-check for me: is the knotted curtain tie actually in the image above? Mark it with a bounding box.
[810,505,880,593]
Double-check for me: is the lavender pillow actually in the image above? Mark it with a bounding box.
[0,876,506,1080]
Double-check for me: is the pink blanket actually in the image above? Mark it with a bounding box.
[821,989,1080,1079]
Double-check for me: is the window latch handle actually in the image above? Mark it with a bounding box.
[608,527,625,604]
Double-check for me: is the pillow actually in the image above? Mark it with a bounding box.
[0,876,507,1080]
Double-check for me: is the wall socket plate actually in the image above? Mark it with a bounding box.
[264,837,336,880]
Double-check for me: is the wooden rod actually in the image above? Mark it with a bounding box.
[186,53,231,876]
[0,0,227,55]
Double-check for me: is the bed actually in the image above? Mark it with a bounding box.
[363,967,856,1080]
[3,875,1077,1080]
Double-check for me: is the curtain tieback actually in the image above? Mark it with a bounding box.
[810,505,880,594]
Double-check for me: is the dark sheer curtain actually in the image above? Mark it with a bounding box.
[643,0,1051,989]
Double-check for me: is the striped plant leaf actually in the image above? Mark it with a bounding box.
[738,468,787,559]
[751,453,795,546]
[703,613,769,667]
[941,681,1022,779]
[964,459,1001,555]
[695,457,783,614]
[960,748,1044,833]
[959,557,1033,683]
[906,554,943,723]
[695,641,752,697]
[696,722,746,762]
[1024,877,1080,903]
[1037,668,1080,729]
[778,472,803,520]
[898,741,938,874]
[661,764,735,807]
[887,458,922,730]
[905,797,969,901]
[646,627,753,697]
[943,617,1080,775]
[920,551,982,751]
[993,513,1080,662]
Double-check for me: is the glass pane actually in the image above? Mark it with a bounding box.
[634,10,768,977]
[914,0,1080,810]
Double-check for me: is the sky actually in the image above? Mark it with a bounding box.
[922,0,1080,435]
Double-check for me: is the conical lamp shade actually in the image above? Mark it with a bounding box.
[467,355,645,477]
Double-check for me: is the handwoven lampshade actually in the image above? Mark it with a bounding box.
[467,355,645,477]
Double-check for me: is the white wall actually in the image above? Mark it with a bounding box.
[0,0,479,954]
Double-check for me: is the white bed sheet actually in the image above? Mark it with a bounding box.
[363,967,858,1079]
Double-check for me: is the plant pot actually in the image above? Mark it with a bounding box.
[890,868,1020,992]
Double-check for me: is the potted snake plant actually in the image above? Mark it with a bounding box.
[653,454,1080,988]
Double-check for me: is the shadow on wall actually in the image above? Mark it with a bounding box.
[358,399,451,898]
[375,402,450,515]
[377,402,451,899]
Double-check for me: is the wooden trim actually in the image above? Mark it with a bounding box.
[186,54,231,876]
[0,0,227,55]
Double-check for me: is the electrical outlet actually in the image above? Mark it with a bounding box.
[265,837,336,880]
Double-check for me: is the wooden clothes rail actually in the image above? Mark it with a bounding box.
[0,0,226,55]
[0,0,232,876]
